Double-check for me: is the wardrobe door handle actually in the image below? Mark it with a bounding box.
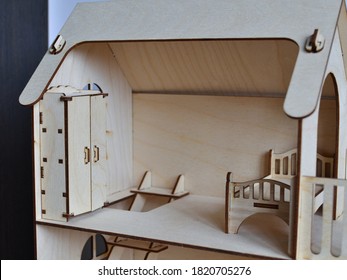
[93,145,100,163]
[84,147,90,164]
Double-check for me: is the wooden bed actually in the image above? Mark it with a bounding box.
[225,148,334,234]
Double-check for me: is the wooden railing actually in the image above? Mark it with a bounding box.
[297,176,346,259]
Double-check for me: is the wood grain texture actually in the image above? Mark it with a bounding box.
[323,32,347,221]
[46,43,133,198]
[38,88,109,220]
[18,0,345,119]
[67,95,91,216]
[90,95,107,210]
[33,40,345,259]
[226,175,290,234]
[36,224,93,259]
[131,172,188,198]
[40,93,67,221]
[296,32,347,256]
[129,171,152,212]
[19,0,347,260]
[225,147,336,258]
[329,31,347,159]
[36,195,290,259]
[296,176,347,259]
[133,94,298,197]
[129,171,188,213]
[110,171,188,259]
[37,225,257,259]
[109,40,298,97]
[267,148,334,179]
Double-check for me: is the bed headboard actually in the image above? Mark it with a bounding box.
[269,148,334,179]
[269,148,297,179]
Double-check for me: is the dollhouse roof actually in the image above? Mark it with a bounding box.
[19,0,347,118]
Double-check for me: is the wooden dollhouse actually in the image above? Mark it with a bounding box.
[19,0,347,259]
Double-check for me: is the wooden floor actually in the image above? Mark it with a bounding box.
[37,195,291,259]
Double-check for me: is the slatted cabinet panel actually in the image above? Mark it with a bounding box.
[40,89,107,221]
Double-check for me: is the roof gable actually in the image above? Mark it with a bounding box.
[19,0,346,119]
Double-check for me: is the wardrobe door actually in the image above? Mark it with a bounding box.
[90,95,107,210]
[67,95,92,216]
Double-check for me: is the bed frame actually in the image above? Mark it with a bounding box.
[225,148,334,234]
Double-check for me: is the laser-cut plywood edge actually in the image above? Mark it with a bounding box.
[19,0,346,119]
[105,171,188,260]
[36,195,291,260]
[338,4,347,79]
[225,148,343,258]
[294,24,347,259]
[20,0,347,260]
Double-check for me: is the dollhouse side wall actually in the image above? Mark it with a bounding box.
[296,31,347,260]
[326,31,347,224]
[34,43,133,208]
[330,33,347,182]
[33,103,42,221]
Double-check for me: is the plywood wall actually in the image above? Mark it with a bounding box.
[47,43,133,197]
[38,41,338,201]
[133,94,298,197]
